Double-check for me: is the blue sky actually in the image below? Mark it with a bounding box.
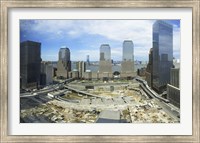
[20,20,180,61]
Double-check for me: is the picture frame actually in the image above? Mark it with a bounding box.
[0,0,199,142]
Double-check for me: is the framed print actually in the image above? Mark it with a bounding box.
[0,0,199,142]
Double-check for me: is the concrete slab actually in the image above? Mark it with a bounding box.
[96,110,121,123]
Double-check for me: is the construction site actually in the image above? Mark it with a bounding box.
[20,78,180,123]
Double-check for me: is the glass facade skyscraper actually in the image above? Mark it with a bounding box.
[57,47,71,78]
[100,44,111,61]
[58,47,71,71]
[122,40,134,62]
[121,40,135,78]
[99,44,112,77]
[59,47,71,63]
[20,40,41,89]
[152,20,173,92]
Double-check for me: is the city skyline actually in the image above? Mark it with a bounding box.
[20,20,180,61]
[20,20,180,124]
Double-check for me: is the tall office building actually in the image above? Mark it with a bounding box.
[86,55,90,65]
[40,61,53,86]
[122,40,134,62]
[170,68,180,88]
[76,61,86,78]
[57,47,71,78]
[99,44,111,61]
[167,68,180,108]
[121,40,135,78]
[20,40,41,89]
[99,44,112,79]
[152,20,173,93]
[58,47,71,65]
[145,48,153,87]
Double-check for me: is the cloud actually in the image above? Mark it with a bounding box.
[22,20,154,41]
[173,27,181,52]
[111,47,123,61]
[20,19,180,61]
[85,20,154,41]
[42,55,58,61]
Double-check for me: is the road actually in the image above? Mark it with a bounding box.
[153,99,179,121]
[136,77,180,121]
[20,78,75,98]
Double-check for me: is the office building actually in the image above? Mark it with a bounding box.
[145,48,153,87]
[86,55,90,65]
[122,40,134,62]
[99,44,111,61]
[152,20,173,93]
[72,69,79,79]
[76,61,86,79]
[40,61,53,86]
[121,40,135,78]
[84,70,92,80]
[57,47,71,78]
[137,67,146,76]
[170,68,180,88]
[20,40,41,89]
[99,44,112,79]
[167,68,180,108]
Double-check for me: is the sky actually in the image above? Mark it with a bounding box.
[20,20,180,62]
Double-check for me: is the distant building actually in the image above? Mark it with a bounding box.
[122,40,134,62]
[40,61,53,86]
[57,47,71,78]
[84,70,92,80]
[86,55,90,65]
[76,61,86,79]
[173,58,180,69]
[72,70,79,79]
[121,40,135,78]
[99,44,111,61]
[99,44,112,79]
[145,48,153,87]
[167,68,180,108]
[137,67,146,76]
[152,20,173,93]
[53,67,57,77]
[92,72,99,79]
[20,40,41,89]
[170,68,180,88]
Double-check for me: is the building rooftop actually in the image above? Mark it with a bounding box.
[100,44,110,47]
[123,40,133,43]
[154,20,173,28]
[20,40,41,46]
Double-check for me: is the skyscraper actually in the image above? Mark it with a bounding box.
[76,61,86,78]
[121,40,135,78]
[86,55,90,65]
[57,47,71,78]
[99,44,112,79]
[100,44,111,61]
[58,47,71,66]
[167,68,180,108]
[170,68,180,88]
[40,61,53,86]
[152,20,173,92]
[145,48,153,87]
[20,40,41,89]
[122,40,134,62]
